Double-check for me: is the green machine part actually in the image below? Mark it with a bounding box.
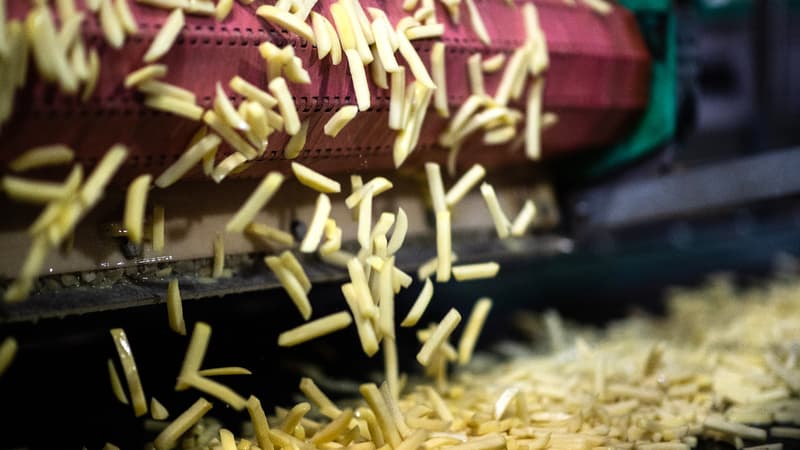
[569,0,677,178]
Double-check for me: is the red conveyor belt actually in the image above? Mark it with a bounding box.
[2,0,651,178]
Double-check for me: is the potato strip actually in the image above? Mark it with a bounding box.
[425,162,447,214]
[300,377,342,419]
[280,402,311,432]
[360,383,402,447]
[581,0,612,14]
[265,256,313,320]
[216,0,233,20]
[342,283,380,356]
[372,17,399,71]
[226,172,284,233]
[457,298,492,364]
[247,396,275,450]
[435,211,452,282]
[155,134,221,188]
[401,278,433,327]
[452,262,500,281]
[9,145,74,172]
[230,76,278,109]
[293,163,341,193]
[467,53,484,96]
[166,279,186,335]
[123,174,152,244]
[406,24,444,40]
[388,68,406,130]
[2,176,72,204]
[312,12,332,59]
[153,398,213,450]
[203,111,258,160]
[278,311,353,347]
[99,0,124,48]
[197,366,252,377]
[396,429,429,450]
[446,434,505,450]
[107,358,129,405]
[280,250,312,293]
[176,322,211,390]
[145,95,203,120]
[312,409,355,444]
[246,223,295,247]
[323,8,343,64]
[510,200,536,236]
[151,397,170,420]
[125,64,167,88]
[269,77,301,135]
[387,207,408,255]
[431,42,448,118]
[397,33,435,89]
[482,53,506,72]
[417,308,461,366]
[494,46,529,106]
[82,49,101,101]
[464,0,489,44]
[144,8,184,62]
[115,0,138,34]
[525,78,544,160]
[369,46,389,90]
[358,188,374,251]
[214,82,249,131]
[379,256,396,339]
[256,5,315,43]
[345,177,393,209]
[704,416,767,441]
[110,328,148,417]
[480,183,510,239]
[345,49,371,111]
[384,336,400,400]
[180,372,247,410]
[324,105,359,137]
[444,164,485,208]
[212,233,225,278]
[300,193,332,253]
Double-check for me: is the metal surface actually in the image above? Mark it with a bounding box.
[0,232,573,323]
[574,146,800,229]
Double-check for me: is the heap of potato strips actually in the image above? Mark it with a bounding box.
[163,277,800,450]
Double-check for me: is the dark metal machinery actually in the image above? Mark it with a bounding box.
[3,1,800,448]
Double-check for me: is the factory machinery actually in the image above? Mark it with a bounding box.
[1,0,799,448]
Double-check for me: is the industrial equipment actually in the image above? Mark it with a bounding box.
[1,0,799,448]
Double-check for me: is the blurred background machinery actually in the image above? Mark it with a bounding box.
[3,0,800,448]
